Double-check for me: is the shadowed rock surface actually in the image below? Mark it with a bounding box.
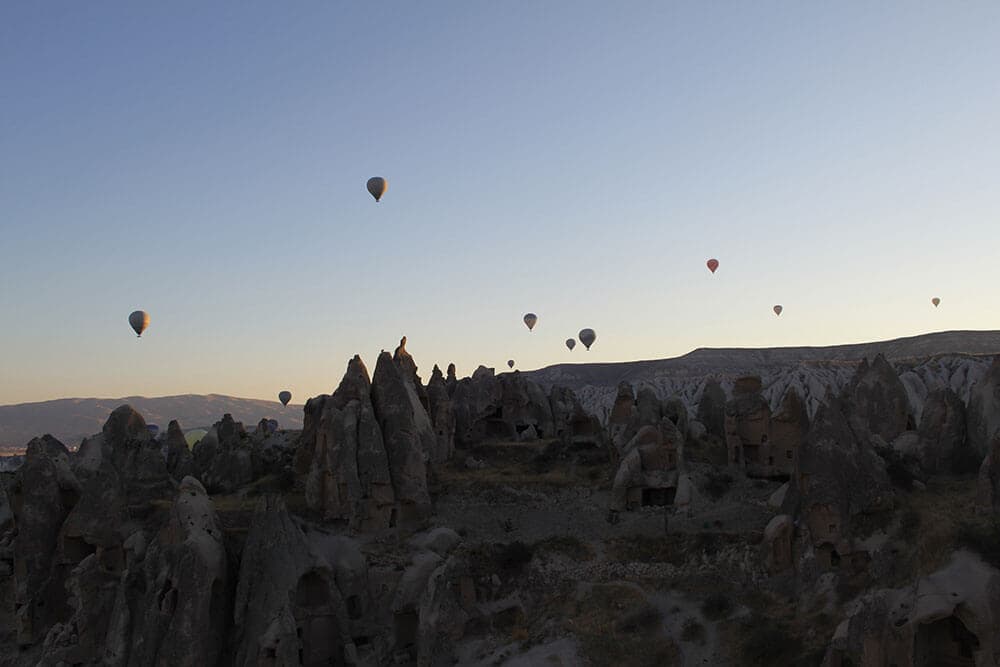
[4,338,1000,666]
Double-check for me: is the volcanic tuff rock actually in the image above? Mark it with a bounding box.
[762,514,794,574]
[451,366,503,446]
[697,378,727,438]
[916,388,969,473]
[823,551,1000,665]
[232,495,354,666]
[76,405,175,505]
[12,435,81,645]
[977,436,1000,514]
[968,356,1000,458]
[526,331,1000,421]
[427,365,456,462]
[844,354,913,442]
[192,413,258,494]
[300,355,396,530]
[548,385,604,445]
[164,419,196,481]
[372,351,432,526]
[782,396,891,556]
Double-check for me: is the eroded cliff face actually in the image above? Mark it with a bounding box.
[2,344,998,666]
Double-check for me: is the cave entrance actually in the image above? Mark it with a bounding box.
[394,607,419,659]
[293,571,342,666]
[913,615,979,666]
[641,487,676,507]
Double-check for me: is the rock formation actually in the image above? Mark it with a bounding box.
[697,379,727,439]
[427,365,456,462]
[782,396,892,571]
[916,388,969,473]
[192,414,257,494]
[232,495,354,665]
[824,551,1000,665]
[372,351,432,526]
[844,354,913,442]
[300,355,396,530]
[968,356,1000,458]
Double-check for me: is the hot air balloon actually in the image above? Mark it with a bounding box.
[773,305,783,316]
[184,428,208,449]
[508,360,515,369]
[146,424,159,437]
[129,310,150,337]
[707,258,719,274]
[523,313,538,331]
[367,177,387,202]
[579,328,596,350]
[566,338,576,351]
[932,297,941,307]
[278,391,292,406]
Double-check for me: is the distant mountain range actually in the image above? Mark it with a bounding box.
[523,330,1000,421]
[3,330,998,453]
[0,394,302,452]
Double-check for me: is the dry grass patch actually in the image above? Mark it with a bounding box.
[533,535,596,561]
[567,584,680,666]
[436,441,611,490]
[895,477,979,577]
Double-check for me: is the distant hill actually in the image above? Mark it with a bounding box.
[524,330,1000,421]
[0,394,303,452]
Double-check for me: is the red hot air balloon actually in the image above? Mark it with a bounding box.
[706,259,719,274]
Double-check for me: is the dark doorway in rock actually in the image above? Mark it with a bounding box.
[913,615,979,666]
[294,572,342,666]
[395,608,419,659]
[61,536,96,564]
[346,594,362,620]
[641,487,676,507]
[295,571,330,608]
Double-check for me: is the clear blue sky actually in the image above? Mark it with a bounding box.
[2,2,999,404]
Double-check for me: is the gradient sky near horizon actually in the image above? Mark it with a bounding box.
[2,2,999,405]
